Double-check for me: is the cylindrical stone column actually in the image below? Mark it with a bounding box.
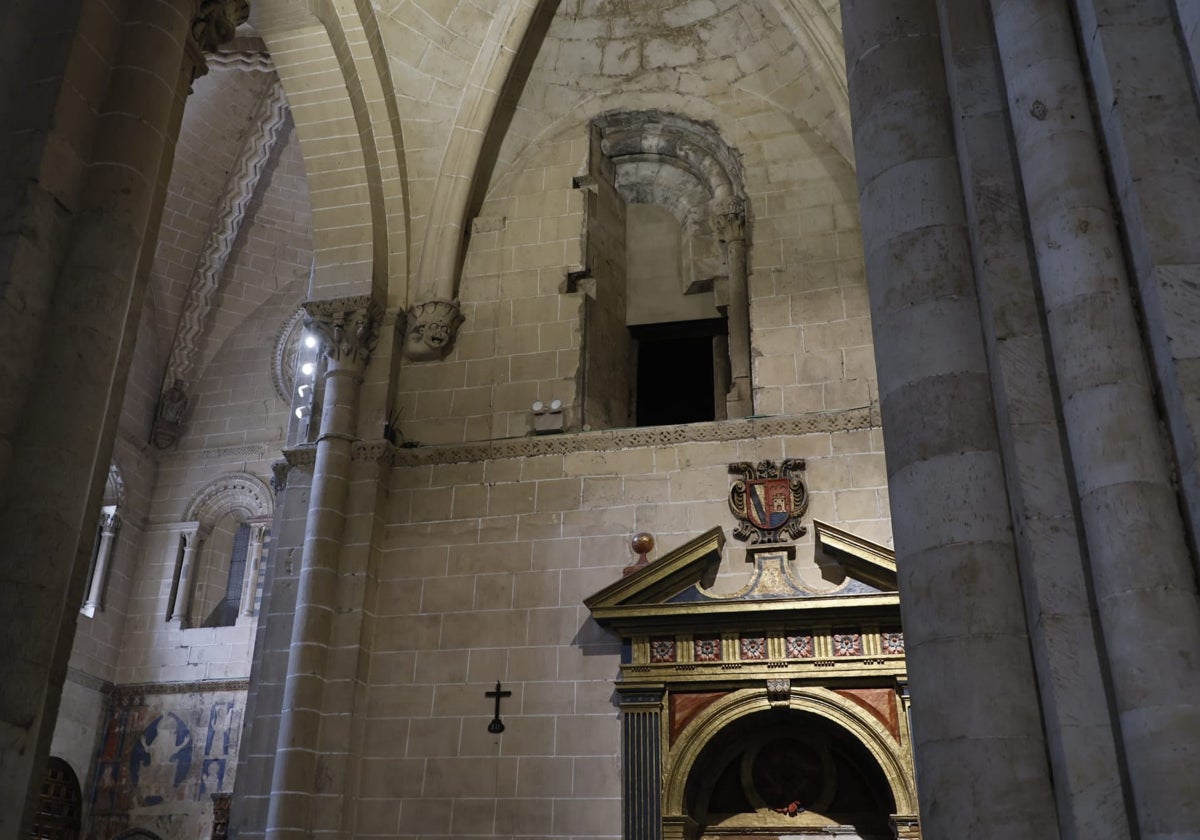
[841,1,1060,836]
[239,521,267,617]
[265,296,380,840]
[989,3,1200,837]
[171,526,202,625]
[81,507,121,616]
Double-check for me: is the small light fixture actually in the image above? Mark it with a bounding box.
[532,397,564,434]
[297,384,310,397]
[301,362,315,376]
[304,334,318,349]
[294,405,310,420]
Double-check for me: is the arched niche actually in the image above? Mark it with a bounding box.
[664,687,917,838]
[578,110,753,428]
[31,756,82,839]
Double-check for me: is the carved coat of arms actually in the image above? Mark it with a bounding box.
[728,459,808,544]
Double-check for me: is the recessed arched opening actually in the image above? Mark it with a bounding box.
[31,756,82,840]
[683,708,896,838]
[578,110,752,428]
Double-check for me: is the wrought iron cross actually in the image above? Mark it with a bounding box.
[485,681,511,734]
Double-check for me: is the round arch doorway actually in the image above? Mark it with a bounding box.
[680,708,898,839]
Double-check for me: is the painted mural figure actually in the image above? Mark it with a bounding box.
[130,713,193,805]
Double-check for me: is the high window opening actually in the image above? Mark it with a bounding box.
[577,111,751,430]
[632,319,726,426]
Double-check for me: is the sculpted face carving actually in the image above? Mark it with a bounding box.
[404,300,465,361]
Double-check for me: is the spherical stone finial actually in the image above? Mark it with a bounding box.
[632,532,655,557]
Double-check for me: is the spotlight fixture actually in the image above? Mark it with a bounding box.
[300,362,315,376]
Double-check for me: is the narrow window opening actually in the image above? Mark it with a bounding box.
[203,523,249,628]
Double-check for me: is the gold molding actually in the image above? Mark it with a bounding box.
[662,686,918,818]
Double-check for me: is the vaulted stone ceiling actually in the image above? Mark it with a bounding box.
[244,0,849,306]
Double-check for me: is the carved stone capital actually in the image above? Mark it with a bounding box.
[712,196,747,243]
[248,521,269,544]
[403,300,465,361]
[302,295,382,374]
[99,508,122,536]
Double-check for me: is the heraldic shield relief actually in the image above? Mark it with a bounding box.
[728,459,809,544]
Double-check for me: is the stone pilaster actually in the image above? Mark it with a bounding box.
[265,295,380,840]
[618,688,665,840]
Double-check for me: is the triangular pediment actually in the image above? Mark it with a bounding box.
[584,527,726,612]
[813,520,896,591]
[585,525,900,636]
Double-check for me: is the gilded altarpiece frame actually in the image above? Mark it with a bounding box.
[586,526,920,840]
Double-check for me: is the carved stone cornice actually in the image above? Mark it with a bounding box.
[109,678,250,707]
[403,300,465,361]
[281,439,398,476]
[393,407,881,467]
[303,296,382,374]
[279,409,880,473]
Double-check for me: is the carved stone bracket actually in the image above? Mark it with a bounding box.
[712,196,747,243]
[192,0,250,53]
[151,378,189,450]
[188,0,250,81]
[403,300,465,361]
[303,295,382,374]
[766,678,791,706]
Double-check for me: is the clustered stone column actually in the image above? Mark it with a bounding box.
[989,2,1200,837]
[841,1,1061,837]
[714,197,751,419]
[265,295,380,840]
[80,507,121,617]
[238,521,269,618]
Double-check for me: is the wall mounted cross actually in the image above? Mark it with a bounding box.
[486,681,511,734]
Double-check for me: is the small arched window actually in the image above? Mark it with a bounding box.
[169,473,272,628]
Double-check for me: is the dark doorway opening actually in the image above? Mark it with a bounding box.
[631,318,726,427]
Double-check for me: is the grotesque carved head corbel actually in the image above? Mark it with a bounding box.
[403,300,465,361]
